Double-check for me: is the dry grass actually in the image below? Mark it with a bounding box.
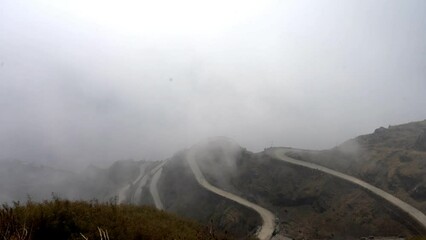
[0,198,233,240]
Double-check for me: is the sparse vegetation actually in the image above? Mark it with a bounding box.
[179,139,420,239]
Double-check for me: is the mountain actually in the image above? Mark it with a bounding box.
[1,121,426,239]
[151,136,425,239]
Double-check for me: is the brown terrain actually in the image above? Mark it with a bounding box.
[2,121,426,239]
[147,129,426,239]
[294,120,426,215]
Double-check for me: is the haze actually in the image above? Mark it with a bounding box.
[1,0,425,169]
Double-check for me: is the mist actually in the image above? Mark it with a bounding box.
[1,0,426,169]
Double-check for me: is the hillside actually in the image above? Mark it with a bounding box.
[143,148,261,239]
[1,122,426,239]
[293,120,426,214]
[153,138,419,239]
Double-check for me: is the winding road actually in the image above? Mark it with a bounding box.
[149,161,166,210]
[118,163,149,204]
[268,148,426,231]
[117,161,166,207]
[186,150,276,240]
[131,174,149,203]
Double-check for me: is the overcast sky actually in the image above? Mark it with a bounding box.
[1,0,425,168]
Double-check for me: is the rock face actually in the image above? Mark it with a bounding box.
[415,129,426,151]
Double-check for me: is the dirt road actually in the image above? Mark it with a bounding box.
[269,148,426,231]
[186,150,275,240]
[149,161,166,210]
[117,163,148,204]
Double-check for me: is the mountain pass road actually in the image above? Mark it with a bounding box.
[186,150,276,240]
[268,148,426,231]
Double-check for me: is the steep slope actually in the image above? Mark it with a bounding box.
[294,120,426,214]
[227,149,417,239]
[154,137,419,239]
[153,149,260,239]
[269,148,426,233]
[187,146,275,240]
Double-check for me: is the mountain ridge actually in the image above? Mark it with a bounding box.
[1,120,426,239]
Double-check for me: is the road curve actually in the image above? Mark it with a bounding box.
[118,163,148,204]
[117,185,130,204]
[268,148,426,231]
[131,174,149,203]
[186,150,275,240]
[149,161,166,210]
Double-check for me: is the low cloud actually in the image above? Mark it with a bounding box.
[0,0,425,170]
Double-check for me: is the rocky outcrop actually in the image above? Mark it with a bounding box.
[374,127,387,134]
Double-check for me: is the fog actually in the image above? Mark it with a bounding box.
[1,0,426,169]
